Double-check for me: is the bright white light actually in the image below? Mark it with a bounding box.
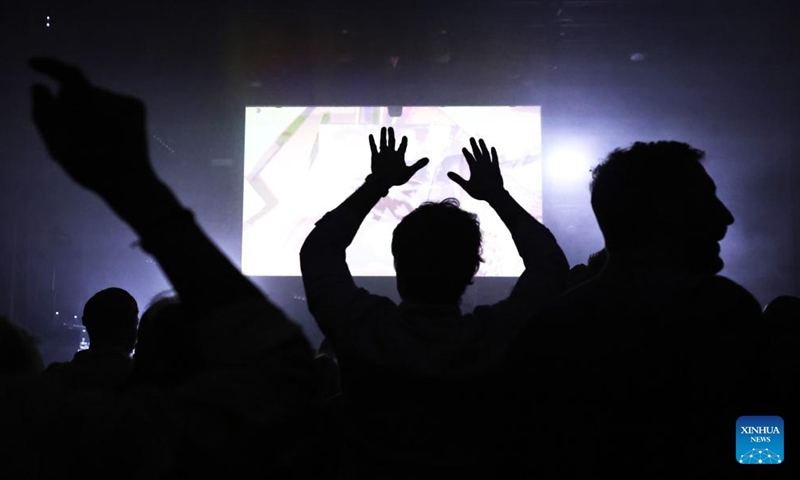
[46,15,50,27]
[241,106,543,277]
[55,311,59,315]
[73,315,77,319]
[547,147,593,183]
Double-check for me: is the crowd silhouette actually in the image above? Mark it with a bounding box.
[0,58,796,479]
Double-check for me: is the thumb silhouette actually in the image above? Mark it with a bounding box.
[410,158,430,174]
[447,171,468,189]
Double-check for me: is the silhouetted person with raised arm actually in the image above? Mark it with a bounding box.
[0,58,320,480]
[300,127,568,478]
[508,141,778,478]
[44,287,138,391]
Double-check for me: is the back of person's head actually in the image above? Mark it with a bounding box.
[590,141,734,273]
[82,287,139,352]
[392,198,483,305]
[763,295,800,323]
[132,292,202,388]
[0,316,44,376]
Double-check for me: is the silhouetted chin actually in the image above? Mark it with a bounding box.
[686,242,724,274]
[700,256,724,275]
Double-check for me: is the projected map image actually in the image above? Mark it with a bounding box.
[242,106,542,277]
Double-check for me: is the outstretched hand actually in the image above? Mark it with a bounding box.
[368,127,429,187]
[448,138,505,202]
[30,57,157,197]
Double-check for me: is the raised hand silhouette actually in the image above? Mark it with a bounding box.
[24,58,321,479]
[30,57,157,197]
[367,126,429,188]
[447,137,505,202]
[300,125,570,479]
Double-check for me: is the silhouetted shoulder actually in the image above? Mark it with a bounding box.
[44,361,66,373]
[534,275,609,323]
[693,275,762,318]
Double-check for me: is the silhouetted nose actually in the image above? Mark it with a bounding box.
[711,197,735,242]
[718,199,734,226]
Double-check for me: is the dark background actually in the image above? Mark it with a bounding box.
[1,0,798,361]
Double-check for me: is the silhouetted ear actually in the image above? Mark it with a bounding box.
[393,258,402,282]
[652,198,691,241]
[394,269,409,302]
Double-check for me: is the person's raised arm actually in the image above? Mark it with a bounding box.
[29,58,263,319]
[300,127,428,337]
[307,126,429,234]
[448,138,568,306]
[29,59,321,477]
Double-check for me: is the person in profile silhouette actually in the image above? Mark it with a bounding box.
[44,287,138,391]
[507,141,773,478]
[300,127,568,478]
